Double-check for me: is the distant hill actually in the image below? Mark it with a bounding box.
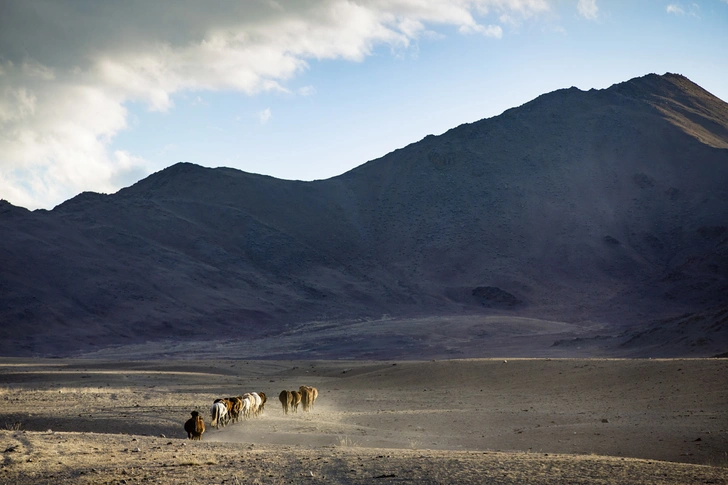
[2,73,727,357]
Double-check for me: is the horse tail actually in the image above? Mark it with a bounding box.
[211,404,219,428]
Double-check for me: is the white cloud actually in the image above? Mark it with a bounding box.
[577,0,599,19]
[459,23,504,38]
[298,85,317,96]
[258,108,272,125]
[0,61,140,208]
[0,0,551,209]
[666,3,701,17]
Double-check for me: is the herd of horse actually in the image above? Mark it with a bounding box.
[211,391,268,429]
[184,386,319,440]
[279,385,318,414]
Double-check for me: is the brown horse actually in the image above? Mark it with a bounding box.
[184,410,205,440]
[279,390,292,414]
[291,390,302,413]
[299,386,319,412]
[299,386,313,412]
[227,396,243,422]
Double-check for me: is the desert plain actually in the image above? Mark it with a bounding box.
[1,356,726,484]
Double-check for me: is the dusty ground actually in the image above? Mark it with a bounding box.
[1,358,726,484]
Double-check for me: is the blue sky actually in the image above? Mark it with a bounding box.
[1,1,727,210]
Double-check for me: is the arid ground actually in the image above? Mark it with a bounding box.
[1,357,726,484]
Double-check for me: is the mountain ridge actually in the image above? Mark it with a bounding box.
[2,72,727,357]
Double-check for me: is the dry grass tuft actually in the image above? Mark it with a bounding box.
[3,421,23,431]
[336,435,359,447]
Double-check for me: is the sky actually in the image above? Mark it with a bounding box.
[1,1,727,210]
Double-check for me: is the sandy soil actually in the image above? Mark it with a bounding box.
[1,358,726,484]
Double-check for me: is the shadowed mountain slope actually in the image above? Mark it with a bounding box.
[1,73,727,357]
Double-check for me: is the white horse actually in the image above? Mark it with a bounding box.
[210,401,228,429]
[241,395,253,419]
[251,392,263,417]
[242,393,259,418]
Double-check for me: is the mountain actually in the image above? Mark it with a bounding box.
[2,73,727,357]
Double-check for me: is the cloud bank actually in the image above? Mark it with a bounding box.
[0,0,551,209]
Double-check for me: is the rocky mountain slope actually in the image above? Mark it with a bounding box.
[1,73,726,357]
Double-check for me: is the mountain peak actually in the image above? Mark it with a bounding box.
[609,73,728,149]
[118,162,216,198]
[611,72,699,98]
